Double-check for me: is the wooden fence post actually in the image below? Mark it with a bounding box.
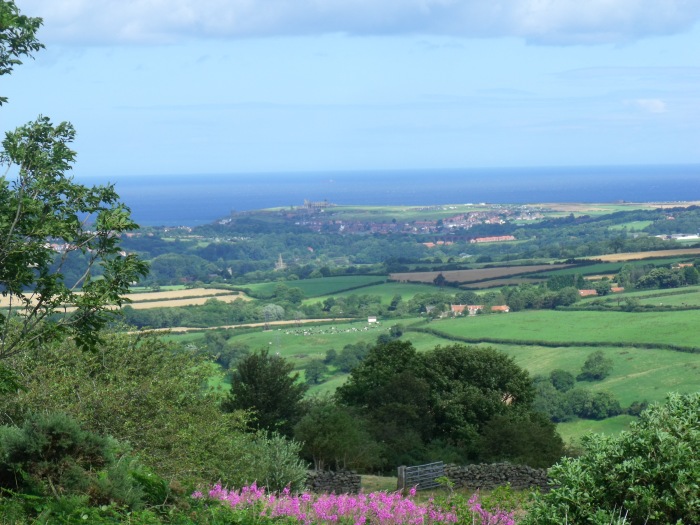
[397,466,406,492]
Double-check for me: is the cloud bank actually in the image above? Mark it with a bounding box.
[21,0,700,45]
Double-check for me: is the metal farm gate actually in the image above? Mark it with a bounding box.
[397,461,445,492]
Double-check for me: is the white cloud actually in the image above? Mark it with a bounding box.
[19,0,700,45]
[631,98,667,113]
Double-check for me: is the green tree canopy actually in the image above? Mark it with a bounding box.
[577,350,614,381]
[294,398,381,471]
[337,341,553,467]
[222,348,308,437]
[0,0,43,103]
[1,1,147,360]
[422,344,534,442]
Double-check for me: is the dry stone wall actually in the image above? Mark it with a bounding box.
[306,470,361,494]
[444,463,550,492]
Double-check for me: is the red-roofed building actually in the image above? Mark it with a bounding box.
[450,304,467,315]
[579,289,598,297]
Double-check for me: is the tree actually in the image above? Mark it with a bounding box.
[294,398,381,471]
[0,0,43,105]
[577,350,613,381]
[336,340,422,409]
[479,411,565,468]
[421,345,535,443]
[592,280,612,296]
[683,265,699,285]
[303,359,328,384]
[549,369,575,392]
[336,341,433,466]
[433,273,447,287]
[553,286,579,307]
[532,378,574,422]
[1,3,147,360]
[524,393,700,525]
[260,303,285,321]
[222,348,308,437]
[338,341,548,467]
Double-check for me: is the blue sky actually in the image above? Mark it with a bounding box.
[4,0,700,177]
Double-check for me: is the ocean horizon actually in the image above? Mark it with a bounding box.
[78,164,700,227]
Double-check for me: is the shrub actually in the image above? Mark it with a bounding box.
[0,412,144,509]
[577,350,613,381]
[523,392,700,524]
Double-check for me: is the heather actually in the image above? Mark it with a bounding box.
[192,483,517,525]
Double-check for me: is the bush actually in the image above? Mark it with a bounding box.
[577,350,613,381]
[523,392,700,524]
[0,333,301,489]
[0,412,144,509]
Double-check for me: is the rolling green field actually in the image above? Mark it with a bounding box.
[535,256,692,278]
[583,285,700,300]
[187,311,700,407]
[174,307,700,443]
[483,342,700,406]
[210,319,406,364]
[426,309,700,349]
[313,204,493,222]
[608,221,653,231]
[557,415,638,443]
[244,275,387,297]
[306,281,443,305]
[635,289,700,306]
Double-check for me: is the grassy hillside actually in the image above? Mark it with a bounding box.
[244,275,386,297]
[423,309,700,349]
[306,281,444,305]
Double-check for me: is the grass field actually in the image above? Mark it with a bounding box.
[482,342,700,406]
[306,281,443,305]
[390,264,571,284]
[575,285,700,308]
[169,309,699,443]
[426,309,700,349]
[314,204,493,223]
[244,276,387,298]
[534,202,700,215]
[557,415,638,443]
[535,257,692,278]
[608,221,653,231]
[206,319,409,365]
[461,278,546,289]
[635,289,700,307]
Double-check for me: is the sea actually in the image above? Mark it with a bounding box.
[78,164,700,227]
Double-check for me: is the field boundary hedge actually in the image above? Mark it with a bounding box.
[407,327,700,354]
